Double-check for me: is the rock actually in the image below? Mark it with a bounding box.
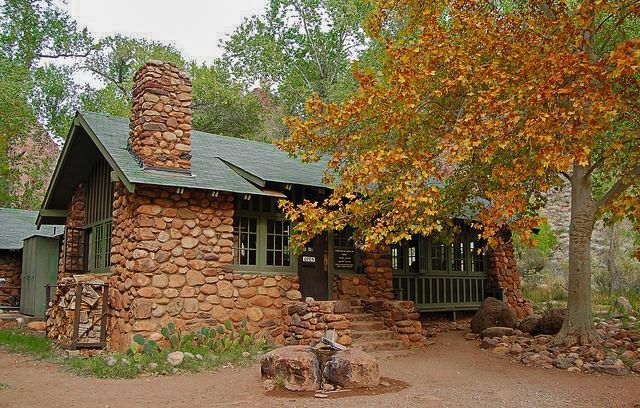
[261,346,321,391]
[518,314,542,334]
[26,321,47,331]
[481,327,515,338]
[323,349,380,388]
[510,343,523,354]
[106,356,117,367]
[321,383,335,391]
[148,362,158,370]
[314,393,328,399]
[592,364,629,376]
[183,352,195,359]
[263,379,276,391]
[465,333,479,341]
[491,345,510,354]
[167,351,185,367]
[540,309,566,334]
[632,362,640,374]
[614,296,634,315]
[242,352,250,358]
[470,297,517,333]
[480,338,498,349]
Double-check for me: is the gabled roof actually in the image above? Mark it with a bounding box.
[0,208,62,250]
[39,111,331,225]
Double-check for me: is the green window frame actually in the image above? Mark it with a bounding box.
[392,230,487,276]
[232,196,297,274]
[87,219,112,273]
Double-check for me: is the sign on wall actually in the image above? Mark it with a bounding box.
[334,248,355,270]
[301,255,316,266]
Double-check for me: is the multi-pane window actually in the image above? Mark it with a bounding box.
[393,230,487,275]
[267,219,291,267]
[233,195,295,271]
[470,240,485,273]
[391,245,404,271]
[233,216,258,265]
[430,240,447,272]
[90,221,112,272]
[451,240,465,272]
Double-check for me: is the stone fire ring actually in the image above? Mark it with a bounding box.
[261,345,380,392]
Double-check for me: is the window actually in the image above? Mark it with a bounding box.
[89,221,112,272]
[391,245,404,271]
[392,229,487,275]
[233,216,257,265]
[266,219,291,266]
[430,239,447,272]
[232,195,296,272]
[451,240,465,272]
[470,240,485,274]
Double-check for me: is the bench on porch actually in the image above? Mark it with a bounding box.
[393,274,502,319]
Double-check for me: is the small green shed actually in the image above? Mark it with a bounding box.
[20,234,61,317]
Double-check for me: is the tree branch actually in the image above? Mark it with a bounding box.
[596,165,640,209]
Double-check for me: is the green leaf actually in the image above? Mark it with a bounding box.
[161,327,170,338]
[224,320,233,331]
[168,322,176,333]
[133,334,145,345]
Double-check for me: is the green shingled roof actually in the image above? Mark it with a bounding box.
[0,208,62,250]
[79,111,330,193]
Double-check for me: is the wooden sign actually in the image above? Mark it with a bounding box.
[334,248,354,270]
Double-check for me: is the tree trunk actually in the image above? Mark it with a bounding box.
[554,165,600,346]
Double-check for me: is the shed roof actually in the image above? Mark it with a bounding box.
[0,208,63,250]
[39,112,331,225]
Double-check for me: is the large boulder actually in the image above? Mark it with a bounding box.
[519,314,542,334]
[260,346,321,392]
[614,296,634,315]
[540,308,566,334]
[470,297,517,334]
[323,348,380,388]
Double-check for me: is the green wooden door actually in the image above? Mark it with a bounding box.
[20,236,60,317]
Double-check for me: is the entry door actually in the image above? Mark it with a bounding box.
[298,233,328,300]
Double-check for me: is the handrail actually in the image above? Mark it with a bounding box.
[393,274,488,311]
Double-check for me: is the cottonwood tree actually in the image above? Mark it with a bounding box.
[279,0,640,345]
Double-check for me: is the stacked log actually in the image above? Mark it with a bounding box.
[46,275,107,345]
[0,252,21,306]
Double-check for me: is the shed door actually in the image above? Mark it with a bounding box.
[34,238,59,317]
[298,233,329,300]
[20,240,36,315]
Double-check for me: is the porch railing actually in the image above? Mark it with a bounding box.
[393,274,488,312]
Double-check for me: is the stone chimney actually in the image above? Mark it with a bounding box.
[129,60,192,172]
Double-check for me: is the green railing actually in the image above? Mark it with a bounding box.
[393,274,488,312]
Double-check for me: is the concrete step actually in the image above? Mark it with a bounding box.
[352,339,406,352]
[345,312,376,322]
[350,320,386,331]
[351,329,396,341]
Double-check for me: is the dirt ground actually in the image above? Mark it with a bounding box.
[1,331,639,408]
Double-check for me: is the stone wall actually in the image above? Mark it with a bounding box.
[129,60,192,171]
[283,299,352,347]
[333,274,371,300]
[0,251,21,307]
[361,299,425,347]
[488,239,533,319]
[107,183,302,351]
[59,183,86,278]
[361,249,395,299]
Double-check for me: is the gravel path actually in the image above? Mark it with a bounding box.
[0,331,638,408]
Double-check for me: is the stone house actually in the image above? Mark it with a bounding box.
[38,60,531,351]
[0,208,61,311]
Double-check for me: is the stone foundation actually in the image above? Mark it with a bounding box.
[0,251,21,307]
[361,299,425,346]
[488,239,533,319]
[283,299,352,347]
[333,274,371,300]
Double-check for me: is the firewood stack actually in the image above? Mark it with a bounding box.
[46,276,107,345]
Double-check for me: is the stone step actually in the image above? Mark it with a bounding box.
[350,305,365,314]
[351,329,396,341]
[352,339,407,352]
[350,320,386,331]
[345,312,376,322]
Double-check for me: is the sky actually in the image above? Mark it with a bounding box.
[67,0,267,63]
